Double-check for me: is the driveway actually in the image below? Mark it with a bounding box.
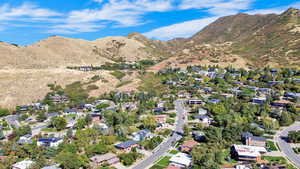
[275,122,300,168]
[131,100,186,169]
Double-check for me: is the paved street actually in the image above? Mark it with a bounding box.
[132,100,186,169]
[275,122,300,168]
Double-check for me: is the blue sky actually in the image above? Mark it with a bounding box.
[0,0,299,45]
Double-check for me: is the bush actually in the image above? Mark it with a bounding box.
[141,136,163,150]
[0,108,10,117]
[288,130,300,143]
[118,152,142,166]
[110,71,126,80]
[266,141,278,151]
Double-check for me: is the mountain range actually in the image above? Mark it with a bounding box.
[0,8,299,108]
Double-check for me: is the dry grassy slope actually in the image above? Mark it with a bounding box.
[0,68,137,108]
[231,8,300,67]
[0,35,162,108]
[180,8,300,67]
[0,35,160,69]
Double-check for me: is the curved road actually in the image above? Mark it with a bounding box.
[275,122,300,168]
[132,100,186,169]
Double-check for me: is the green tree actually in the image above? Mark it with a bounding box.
[36,112,47,122]
[143,116,157,131]
[56,152,89,169]
[288,131,300,143]
[0,129,4,140]
[50,117,67,131]
[13,125,31,137]
[75,118,87,129]
[0,108,9,117]
[279,112,294,126]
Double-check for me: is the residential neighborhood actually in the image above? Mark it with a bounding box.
[0,66,300,169]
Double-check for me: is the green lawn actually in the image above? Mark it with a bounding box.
[262,156,287,165]
[169,150,179,155]
[266,141,278,151]
[41,128,57,132]
[150,156,171,169]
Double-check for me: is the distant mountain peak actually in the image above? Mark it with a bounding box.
[127,32,148,41]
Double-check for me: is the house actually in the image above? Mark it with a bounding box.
[235,164,252,169]
[198,108,208,115]
[261,165,287,169]
[17,134,33,145]
[208,99,220,104]
[250,123,265,131]
[154,107,165,114]
[195,115,212,126]
[66,119,77,129]
[284,92,300,99]
[258,88,272,94]
[252,97,267,105]
[157,101,166,108]
[90,153,119,167]
[180,139,199,152]
[37,138,63,147]
[268,81,284,86]
[46,112,60,120]
[132,129,152,141]
[84,104,96,110]
[90,112,102,122]
[79,66,93,71]
[41,165,61,169]
[187,99,203,105]
[19,106,30,111]
[221,93,234,98]
[94,123,109,133]
[63,109,78,115]
[231,144,267,161]
[294,78,300,83]
[12,160,34,169]
[5,115,20,128]
[50,95,69,103]
[272,100,292,108]
[192,131,205,142]
[165,166,181,169]
[115,140,139,152]
[121,103,138,111]
[169,153,192,168]
[242,132,266,147]
[203,87,213,93]
[154,115,168,125]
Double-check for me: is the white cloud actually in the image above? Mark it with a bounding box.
[144,17,218,40]
[47,23,104,34]
[246,8,284,15]
[144,0,254,40]
[47,0,174,34]
[179,0,253,16]
[246,1,300,15]
[0,3,61,21]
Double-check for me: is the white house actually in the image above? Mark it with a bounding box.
[37,138,63,147]
[132,129,153,141]
[198,108,208,115]
[169,153,192,168]
[12,160,34,169]
[17,134,33,145]
[231,144,267,161]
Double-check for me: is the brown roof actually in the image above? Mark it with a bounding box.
[165,166,181,169]
[90,153,118,163]
[181,140,199,148]
[273,100,292,104]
